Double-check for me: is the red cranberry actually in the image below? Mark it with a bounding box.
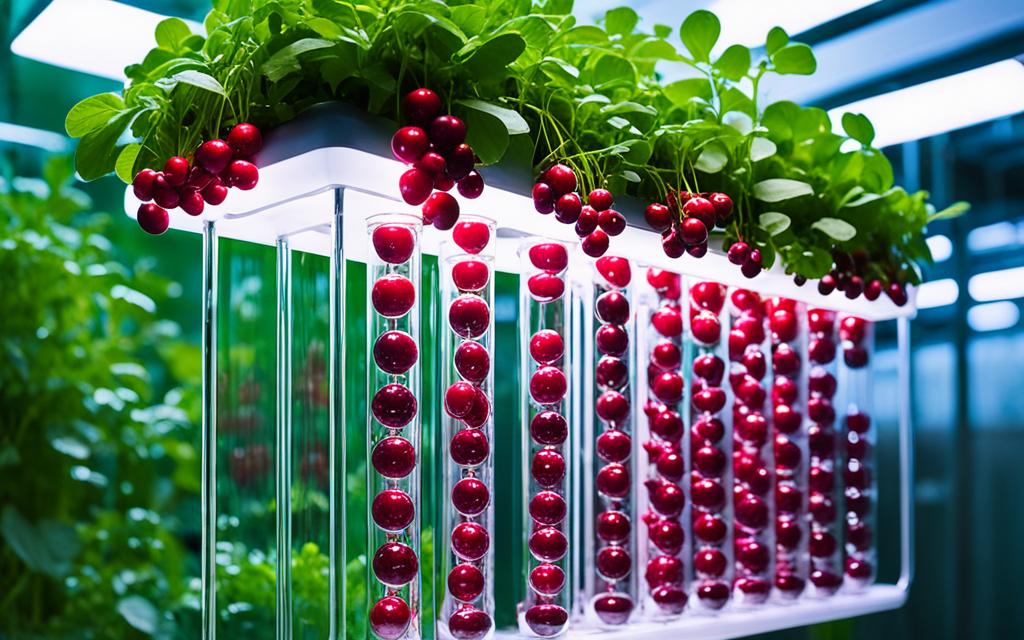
[738,412,768,446]
[768,309,797,343]
[847,411,871,434]
[576,206,599,236]
[428,115,466,151]
[807,308,836,333]
[645,518,682,554]
[692,388,726,414]
[736,578,771,602]
[771,344,799,377]
[651,306,682,338]
[597,546,632,580]
[372,542,418,587]
[647,411,681,443]
[651,584,687,614]
[582,230,610,257]
[195,139,233,174]
[775,518,802,549]
[596,463,629,498]
[809,337,837,364]
[808,367,837,398]
[529,330,564,365]
[132,169,158,201]
[846,557,873,580]
[543,164,577,195]
[461,388,490,428]
[694,548,727,577]
[448,563,484,602]
[596,356,628,390]
[809,424,835,458]
[449,295,490,338]
[735,376,766,408]
[530,412,567,445]
[809,530,837,558]
[696,581,729,608]
[596,429,631,462]
[530,366,567,405]
[391,127,430,165]
[693,416,725,444]
[840,315,868,344]
[371,489,414,531]
[771,404,800,435]
[588,188,614,211]
[415,151,446,178]
[137,203,169,235]
[593,593,633,625]
[648,480,685,517]
[402,88,442,125]
[737,539,769,572]
[809,491,836,523]
[554,192,582,224]
[692,354,725,385]
[691,478,725,509]
[847,432,869,459]
[596,291,630,324]
[372,383,417,428]
[808,396,836,425]
[645,202,672,231]
[532,449,566,487]
[529,563,565,595]
[162,156,189,187]
[524,604,568,637]
[690,311,721,345]
[810,569,843,592]
[175,188,202,214]
[530,490,567,525]
[746,466,772,496]
[450,221,490,255]
[647,269,680,295]
[662,229,686,258]
[735,494,768,529]
[151,174,180,209]
[533,182,556,214]
[452,260,489,292]
[727,242,751,266]
[450,429,489,466]
[864,279,883,301]
[227,122,262,157]
[846,521,872,550]
[679,216,708,245]
[372,436,415,479]
[651,341,681,371]
[772,376,798,406]
[371,275,415,317]
[452,522,489,561]
[845,459,871,489]
[448,605,491,640]
[369,596,411,640]
[528,242,568,272]
[775,483,802,514]
[807,463,834,491]
[201,179,228,205]
[651,371,683,404]
[774,435,802,470]
[529,527,567,561]
[690,514,724,545]
[595,324,628,356]
[596,511,631,544]
[645,554,683,588]
[775,573,806,595]
[397,167,432,206]
[452,477,489,516]
[844,345,870,368]
[691,282,725,313]
[595,256,632,288]
[527,272,565,302]
[454,341,489,382]
[445,144,475,181]
[372,224,415,264]
[373,331,418,375]
[598,209,626,236]
[693,445,725,476]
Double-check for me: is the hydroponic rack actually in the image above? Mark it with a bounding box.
[126,102,914,640]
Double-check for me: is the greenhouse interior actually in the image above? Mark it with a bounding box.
[1,1,1023,639]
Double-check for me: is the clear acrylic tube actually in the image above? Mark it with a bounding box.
[838,315,876,591]
[805,308,843,597]
[587,256,637,628]
[638,269,689,619]
[439,215,497,640]
[517,239,572,638]
[685,280,732,613]
[766,298,809,601]
[728,289,774,606]
[366,213,422,640]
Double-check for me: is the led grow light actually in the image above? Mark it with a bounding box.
[0,122,72,152]
[968,266,1024,302]
[915,278,959,310]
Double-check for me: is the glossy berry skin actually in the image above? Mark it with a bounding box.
[532,182,555,214]
[225,159,259,190]
[450,428,489,466]
[648,518,684,555]
[582,229,610,257]
[448,605,492,640]
[694,512,727,543]
[457,171,484,199]
[596,256,631,288]
[532,449,566,487]
[692,388,726,414]
[695,548,727,577]
[683,197,716,229]
[399,168,434,205]
[445,143,475,180]
[529,242,569,272]
[554,192,582,224]
[428,115,466,151]
[709,192,733,221]
[454,341,489,382]
[524,604,568,637]
[372,436,415,479]
[596,391,630,424]
[201,180,228,205]
[596,291,630,324]
[372,488,414,531]
[727,242,750,266]
[403,88,442,125]
[734,494,768,529]
[452,260,489,292]
[597,546,632,580]
[530,411,567,445]
[372,224,415,264]
[227,123,262,158]
[186,165,215,190]
[575,206,598,236]
[529,527,567,562]
[598,209,626,236]
[647,480,685,517]
[530,330,564,365]
[448,563,485,601]
[529,563,565,595]
[163,156,189,186]
[543,164,577,196]
[415,150,446,175]
[651,341,681,371]
[680,216,709,245]
[527,273,565,302]
[449,295,490,339]
[592,593,634,626]
[424,191,460,230]
[179,189,204,216]
[645,554,683,588]
[530,366,567,405]
[596,324,628,357]
[597,510,631,543]
[596,463,630,497]
[661,229,686,258]
[452,221,490,255]
[137,203,169,235]
[690,311,721,345]
[651,585,688,614]
[451,522,490,561]
[371,383,417,429]
[372,542,418,587]
[451,477,489,516]
[693,353,725,385]
[651,306,683,338]
[373,330,418,375]
[691,478,725,510]
[651,410,684,442]
[529,490,567,525]
[152,175,180,209]
[195,139,234,174]
[132,169,158,201]
[369,596,411,640]
[596,429,631,462]
[589,188,614,211]
[444,381,478,418]
[596,356,628,390]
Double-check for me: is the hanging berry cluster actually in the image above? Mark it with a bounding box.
[132,123,262,235]
[532,164,626,258]
[813,249,908,307]
[391,88,485,231]
[644,191,733,264]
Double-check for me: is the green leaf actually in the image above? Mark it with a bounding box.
[591,54,636,88]
[154,17,193,53]
[723,111,753,135]
[115,144,142,184]
[772,43,816,75]
[454,100,529,164]
[167,70,227,96]
[456,99,529,136]
[118,596,159,634]
[262,38,335,82]
[759,211,791,235]
[663,78,711,107]
[605,7,639,35]
[65,93,125,138]
[750,137,777,162]
[752,178,813,202]
[620,139,652,164]
[75,110,137,181]
[0,506,79,577]
[714,45,750,81]
[632,39,679,61]
[841,112,875,146]
[463,33,526,79]
[766,26,789,55]
[654,24,672,39]
[620,170,641,183]
[812,217,857,241]
[928,201,971,222]
[786,245,833,277]
[696,142,728,173]
[679,10,720,62]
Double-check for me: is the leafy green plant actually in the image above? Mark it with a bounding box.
[65,0,966,285]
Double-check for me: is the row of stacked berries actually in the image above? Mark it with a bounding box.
[808,249,909,307]
[133,123,263,234]
[392,88,484,232]
[532,164,625,258]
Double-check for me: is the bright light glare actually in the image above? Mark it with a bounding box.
[829,60,1024,148]
[926,234,953,263]
[708,0,880,50]
[12,0,201,81]
[967,222,1018,253]
[968,302,1020,332]
[968,266,1024,302]
[0,122,71,152]
[916,278,959,309]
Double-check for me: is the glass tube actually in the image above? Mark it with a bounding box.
[517,238,572,638]
[439,216,497,640]
[587,256,637,628]
[766,298,809,602]
[728,289,774,606]
[805,308,842,597]
[838,315,876,591]
[366,213,422,640]
[685,279,732,613]
[637,268,688,619]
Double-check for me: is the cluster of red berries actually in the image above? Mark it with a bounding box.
[132,123,263,235]
[531,164,625,258]
[645,191,734,263]
[808,249,908,306]
[725,241,764,279]
[391,88,484,231]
